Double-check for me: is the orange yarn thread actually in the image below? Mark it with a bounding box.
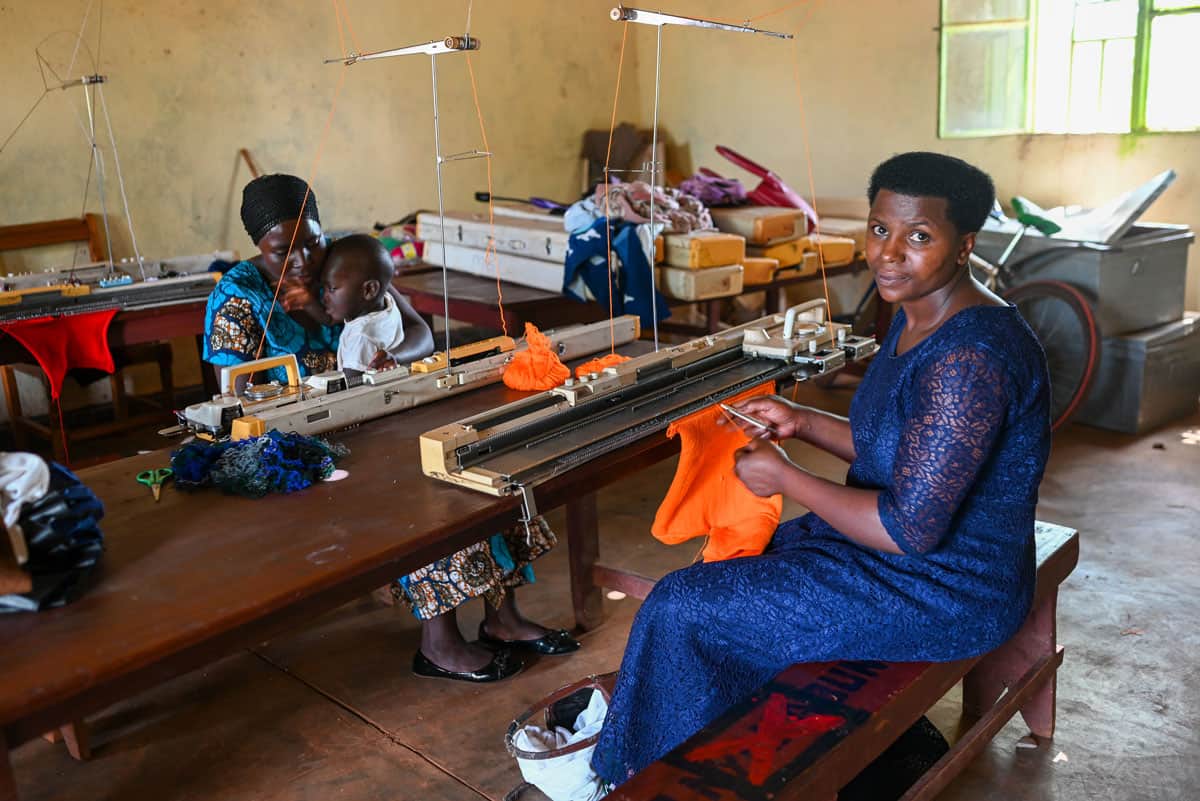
[574,352,630,379]
[502,323,570,391]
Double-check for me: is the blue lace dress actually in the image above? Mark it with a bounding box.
[591,304,1051,785]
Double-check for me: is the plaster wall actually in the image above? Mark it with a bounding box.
[0,0,641,418]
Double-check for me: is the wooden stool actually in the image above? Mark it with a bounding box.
[1,343,175,463]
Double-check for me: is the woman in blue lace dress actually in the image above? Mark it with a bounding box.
[591,152,1051,786]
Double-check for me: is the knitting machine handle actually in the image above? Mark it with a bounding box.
[782,299,827,340]
[219,354,302,396]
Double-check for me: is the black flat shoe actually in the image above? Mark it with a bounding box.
[478,622,582,656]
[411,648,523,683]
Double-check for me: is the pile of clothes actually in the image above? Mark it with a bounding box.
[0,453,105,613]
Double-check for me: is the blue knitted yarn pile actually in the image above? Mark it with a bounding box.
[171,430,347,498]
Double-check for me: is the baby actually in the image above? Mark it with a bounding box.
[321,234,406,374]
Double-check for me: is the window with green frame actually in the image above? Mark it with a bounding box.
[940,0,1200,136]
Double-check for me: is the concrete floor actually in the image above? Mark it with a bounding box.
[10,386,1200,801]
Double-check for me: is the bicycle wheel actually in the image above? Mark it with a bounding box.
[1001,280,1100,431]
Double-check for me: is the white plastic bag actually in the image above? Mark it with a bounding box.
[512,688,608,801]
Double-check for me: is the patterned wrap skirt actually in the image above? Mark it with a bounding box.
[392,516,556,620]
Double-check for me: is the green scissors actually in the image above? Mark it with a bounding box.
[136,468,173,502]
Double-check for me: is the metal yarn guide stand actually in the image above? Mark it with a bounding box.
[327,35,490,380]
[3,24,150,281]
[608,6,793,352]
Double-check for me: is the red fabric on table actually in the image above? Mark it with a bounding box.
[0,310,118,398]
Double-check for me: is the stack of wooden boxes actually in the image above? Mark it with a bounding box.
[657,230,746,301]
[708,206,858,286]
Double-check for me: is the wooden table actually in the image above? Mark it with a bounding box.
[0,343,680,800]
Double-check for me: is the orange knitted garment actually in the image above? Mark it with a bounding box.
[574,352,630,379]
[651,382,782,561]
[503,322,570,390]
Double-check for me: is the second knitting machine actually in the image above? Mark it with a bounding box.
[420,300,877,514]
[175,315,641,441]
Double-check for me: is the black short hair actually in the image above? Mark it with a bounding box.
[325,234,393,297]
[867,152,995,234]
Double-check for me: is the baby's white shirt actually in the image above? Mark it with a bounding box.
[337,293,406,372]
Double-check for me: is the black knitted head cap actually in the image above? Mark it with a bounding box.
[240,174,321,244]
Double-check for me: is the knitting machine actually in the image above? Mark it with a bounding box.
[174,315,641,441]
[420,300,877,513]
[0,253,229,323]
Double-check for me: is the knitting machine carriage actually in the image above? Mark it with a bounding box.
[174,315,641,442]
[420,300,877,506]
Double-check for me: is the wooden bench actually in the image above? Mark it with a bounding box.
[601,522,1079,800]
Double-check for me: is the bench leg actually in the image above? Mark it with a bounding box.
[61,723,90,761]
[40,721,90,761]
[963,588,1058,739]
[567,492,603,631]
[1,731,17,801]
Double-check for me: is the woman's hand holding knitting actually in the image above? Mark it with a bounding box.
[733,438,793,497]
[719,395,811,441]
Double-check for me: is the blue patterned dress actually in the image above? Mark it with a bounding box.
[592,304,1051,785]
[204,261,342,384]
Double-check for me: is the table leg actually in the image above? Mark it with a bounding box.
[196,335,219,399]
[567,492,603,631]
[0,366,29,452]
[764,286,781,315]
[0,731,17,801]
[705,299,722,334]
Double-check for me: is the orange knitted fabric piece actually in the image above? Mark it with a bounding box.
[651,382,782,561]
[574,352,631,379]
[503,322,570,390]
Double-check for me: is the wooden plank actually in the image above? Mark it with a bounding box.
[0,218,93,253]
[592,564,656,601]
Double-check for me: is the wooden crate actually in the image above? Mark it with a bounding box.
[663,231,745,269]
[709,206,797,245]
[656,263,744,300]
